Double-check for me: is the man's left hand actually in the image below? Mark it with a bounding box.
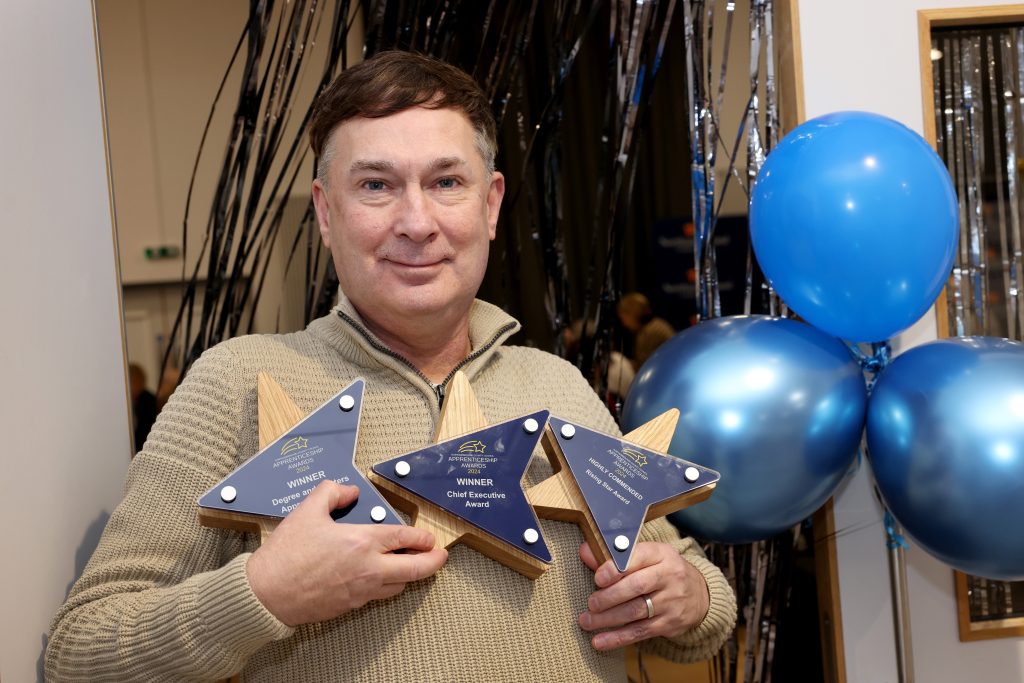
[577,541,710,651]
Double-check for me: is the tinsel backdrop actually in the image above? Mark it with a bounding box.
[932,24,1024,340]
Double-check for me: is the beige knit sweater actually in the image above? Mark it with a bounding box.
[46,296,736,682]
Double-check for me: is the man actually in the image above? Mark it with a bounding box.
[617,292,676,371]
[128,362,158,454]
[47,51,735,682]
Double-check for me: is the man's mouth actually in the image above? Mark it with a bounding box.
[383,256,448,268]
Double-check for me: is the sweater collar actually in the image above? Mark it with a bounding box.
[311,287,521,387]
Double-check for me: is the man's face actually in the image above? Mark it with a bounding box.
[312,106,504,329]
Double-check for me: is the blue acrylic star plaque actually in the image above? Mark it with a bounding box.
[545,416,720,572]
[198,378,402,530]
[371,409,553,573]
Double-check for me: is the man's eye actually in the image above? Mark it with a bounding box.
[364,180,386,191]
[437,177,459,190]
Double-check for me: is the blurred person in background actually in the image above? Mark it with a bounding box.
[617,292,675,372]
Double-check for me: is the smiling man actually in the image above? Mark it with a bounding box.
[311,100,503,385]
[47,51,736,682]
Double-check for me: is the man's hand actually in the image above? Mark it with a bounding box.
[577,541,709,651]
[246,481,448,627]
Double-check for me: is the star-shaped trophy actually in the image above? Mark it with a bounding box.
[526,410,720,572]
[198,373,402,541]
[369,372,553,579]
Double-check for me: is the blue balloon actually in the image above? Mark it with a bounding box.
[750,111,958,343]
[867,337,1024,580]
[623,316,867,543]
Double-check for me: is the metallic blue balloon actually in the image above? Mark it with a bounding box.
[867,337,1024,580]
[750,111,958,343]
[622,316,867,543]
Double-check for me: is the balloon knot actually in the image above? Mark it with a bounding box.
[884,510,909,550]
[853,341,893,394]
[863,342,892,373]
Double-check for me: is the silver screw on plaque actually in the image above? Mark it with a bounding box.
[219,486,237,503]
[339,394,356,412]
[523,418,539,434]
[523,528,539,545]
[684,466,700,483]
[560,423,576,439]
[613,535,630,552]
[395,461,411,478]
[370,505,387,523]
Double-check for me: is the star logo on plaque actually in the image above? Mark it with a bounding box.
[527,411,720,573]
[369,372,553,579]
[622,448,648,467]
[457,439,487,454]
[280,436,308,455]
[198,373,402,540]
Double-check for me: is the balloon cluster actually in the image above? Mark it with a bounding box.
[625,112,1024,579]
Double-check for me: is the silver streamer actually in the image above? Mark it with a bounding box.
[934,27,1024,339]
[942,35,967,335]
[684,0,782,323]
[988,34,1010,338]
[965,37,987,332]
[683,0,720,319]
[1008,30,1024,335]
[684,3,789,682]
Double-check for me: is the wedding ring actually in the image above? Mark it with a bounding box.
[644,595,655,619]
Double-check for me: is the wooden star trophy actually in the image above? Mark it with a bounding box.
[197,373,402,542]
[369,372,553,579]
[528,411,720,572]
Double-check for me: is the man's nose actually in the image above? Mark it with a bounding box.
[394,186,438,242]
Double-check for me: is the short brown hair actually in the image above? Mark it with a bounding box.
[309,50,497,182]
[617,293,653,324]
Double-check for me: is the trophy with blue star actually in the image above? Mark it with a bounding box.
[369,372,553,579]
[526,411,719,573]
[197,373,402,541]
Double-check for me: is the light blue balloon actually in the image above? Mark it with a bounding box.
[622,316,867,543]
[750,111,958,343]
[867,337,1024,580]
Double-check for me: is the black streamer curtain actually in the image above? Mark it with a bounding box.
[165,0,682,393]
[164,1,810,681]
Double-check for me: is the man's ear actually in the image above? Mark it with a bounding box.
[311,178,332,248]
[486,171,505,241]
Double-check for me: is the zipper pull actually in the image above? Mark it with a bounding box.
[434,382,445,410]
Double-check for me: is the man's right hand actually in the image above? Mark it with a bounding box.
[245,480,448,627]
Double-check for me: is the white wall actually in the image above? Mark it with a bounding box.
[96,0,357,390]
[96,0,248,286]
[0,2,131,681]
[797,2,1024,681]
